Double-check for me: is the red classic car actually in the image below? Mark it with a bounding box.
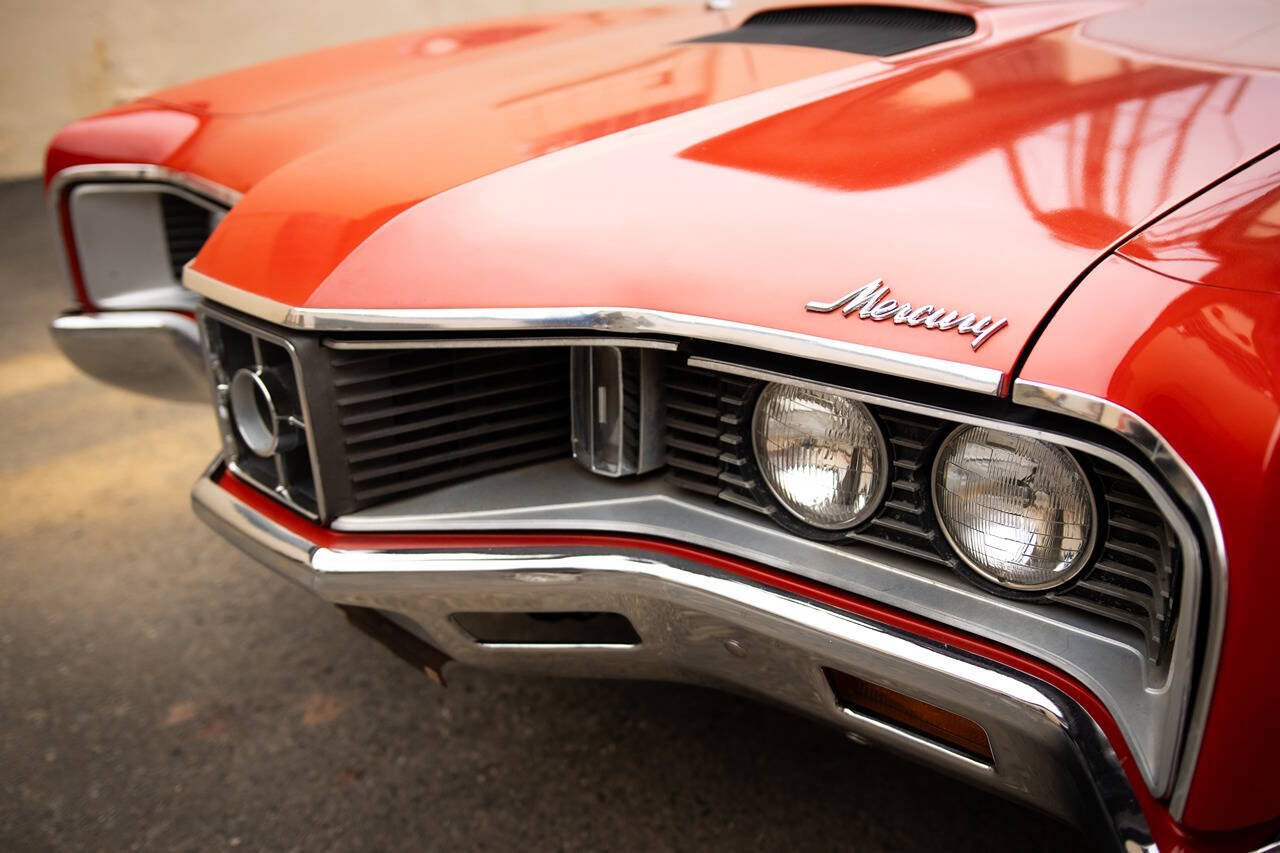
[43,1,1280,850]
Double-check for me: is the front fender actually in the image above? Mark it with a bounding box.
[1015,205,1280,832]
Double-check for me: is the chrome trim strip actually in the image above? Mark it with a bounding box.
[193,467,1154,851]
[323,337,679,351]
[183,268,1007,396]
[49,310,209,402]
[193,462,318,589]
[48,163,242,209]
[1011,379,1227,821]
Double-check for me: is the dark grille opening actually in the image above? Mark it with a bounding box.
[848,410,953,564]
[662,362,1180,665]
[621,350,642,465]
[327,346,572,508]
[160,193,214,280]
[662,364,773,515]
[1060,462,1178,664]
[685,5,977,56]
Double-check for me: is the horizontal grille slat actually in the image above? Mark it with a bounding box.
[719,489,773,515]
[335,356,561,406]
[846,532,947,564]
[667,435,723,458]
[1075,578,1156,609]
[330,348,507,385]
[339,374,563,427]
[1091,560,1158,593]
[351,426,569,484]
[666,398,720,418]
[666,471,724,497]
[1057,595,1152,636]
[666,453,722,478]
[663,415,721,438]
[354,445,568,502]
[346,410,567,465]
[343,394,564,446]
[325,343,572,511]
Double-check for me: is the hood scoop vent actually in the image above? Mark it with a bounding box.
[686,5,976,56]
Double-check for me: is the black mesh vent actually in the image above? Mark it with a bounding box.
[327,346,572,508]
[685,5,977,56]
[160,193,214,280]
[662,362,1180,665]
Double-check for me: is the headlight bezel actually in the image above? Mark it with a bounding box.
[930,423,1102,596]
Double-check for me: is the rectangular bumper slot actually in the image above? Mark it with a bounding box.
[452,611,641,647]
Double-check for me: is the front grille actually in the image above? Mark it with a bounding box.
[199,308,1185,665]
[326,344,571,509]
[161,193,214,281]
[661,362,1180,665]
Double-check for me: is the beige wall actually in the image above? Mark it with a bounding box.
[0,0,641,179]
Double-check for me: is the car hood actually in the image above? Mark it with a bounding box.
[63,1,1280,392]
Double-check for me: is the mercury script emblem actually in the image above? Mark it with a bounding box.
[805,280,1008,351]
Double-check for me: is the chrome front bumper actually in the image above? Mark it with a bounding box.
[50,310,208,402]
[192,468,1154,851]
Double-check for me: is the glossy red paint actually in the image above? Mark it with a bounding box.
[48,3,1280,379]
[1120,156,1280,293]
[47,6,858,291]
[44,103,203,184]
[212,0,1280,386]
[1019,187,1280,831]
[43,0,1280,838]
[215,470,1276,853]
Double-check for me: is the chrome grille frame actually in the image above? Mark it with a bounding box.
[198,306,326,520]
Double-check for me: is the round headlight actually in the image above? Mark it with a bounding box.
[933,426,1096,591]
[752,384,887,530]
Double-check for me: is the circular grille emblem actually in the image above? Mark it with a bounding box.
[229,368,281,457]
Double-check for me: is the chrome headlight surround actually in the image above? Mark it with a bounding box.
[749,382,889,534]
[931,424,1099,594]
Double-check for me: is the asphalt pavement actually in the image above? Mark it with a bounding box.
[0,177,1088,852]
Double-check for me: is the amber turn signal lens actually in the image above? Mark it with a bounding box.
[825,669,993,764]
